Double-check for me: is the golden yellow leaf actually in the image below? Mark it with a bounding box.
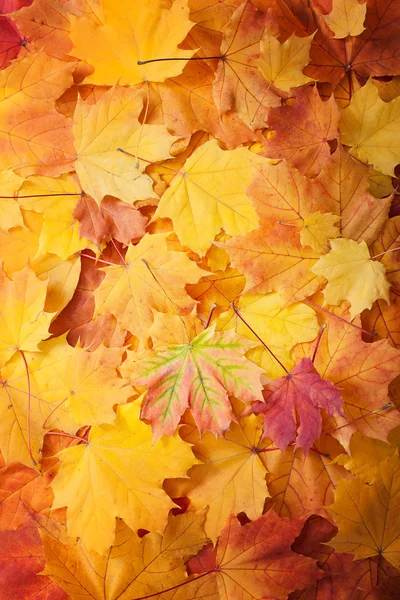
[334,433,397,484]
[323,0,366,39]
[165,403,271,542]
[154,139,261,256]
[18,174,94,260]
[94,233,205,344]
[300,211,340,252]
[0,265,52,368]
[74,86,178,205]
[0,210,41,276]
[328,450,400,569]
[32,254,81,314]
[40,510,208,600]
[217,292,319,378]
[257,32,314,92]
[0,348,76,466]
[311,238,390,319]
[35,336,131,426]
[340,79,400,176]
[69,0,196,86]
[50,400,197,554]
[0,170,24,230]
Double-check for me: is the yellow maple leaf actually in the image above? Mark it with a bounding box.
[311,238,390,319]
[35,336,131,426]
[340,78,400,176]
[94,233,205,344]
[0,347,77,466]
[334,433,397,484]
[300,211,340,252]
[40,509,208,600]
[0,265,52,368]
[154,139,261,256]
[17,174,95,260]
[0,170,24,230]
[217,292,319,378]
[32,254,81,314]
[74,86,178,205]
[323,0,366,39]
[0,210,41,276]
[165,401,271,542]
[50,400,197,554]
[328,450,400,569]
[69,0,196,86]
[257,32,315,92]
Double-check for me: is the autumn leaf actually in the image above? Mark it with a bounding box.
[340,78,400,176]
[40,509,209,600]
[130,324,264,438]
[311,238,391,319]
[50,400,197,554]
[0,265,51,368]
[323,0,367,39]
[93,232,205,344]
[69,0,196,85]
[165,399,271,542]
[328,449,400,569]
[264,85,340,177]
[247,357,343,454]
[153,139,261,256]
[258,32,315,93]
[74,85,178,205]
[186,509,325,600]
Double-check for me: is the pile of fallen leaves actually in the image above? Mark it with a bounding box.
[1,0,400,598]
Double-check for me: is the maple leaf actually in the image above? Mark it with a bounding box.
[323,0,367,39]
[165,399,271,541]
[334,432,397,484]
[69,0,196,85]
[16,174,94,260]
[185,509,324,600]
[257,31,315,93]
[314,144,391,246]
[0,209,41,276]
[9,0,73,59]
[311,238,391,319]
[130,324,263,438]
[217,291,319,378]
[0,265,51,368]
[0,50,75,176]
[248,356,343,454]
[264,434,350,519]
[153,139,261,256]
[328,449,400,569]
[225,223,321,304]
[340,78,400,176]
[74,85,178,205]
[0,15,25,69]
[93,232,204,344]
[264,85,340,176]
[293,305,400,450]
[39,509,209,600]
[34,335,131,426]
[0,514,67,600]
[300,211,340,252]
[211,0,280,129]
[50,400,197,554]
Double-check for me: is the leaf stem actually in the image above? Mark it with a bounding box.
[231,302,290,375]
[311,324,326,363]
[137,56,223,65]
[324,402,393,434]
[371,246,400,260]
[18,349,36,466]
[46,431,89,444]
[42,397,68,429]
[303,299,377,337]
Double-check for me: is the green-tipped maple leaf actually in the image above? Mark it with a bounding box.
[129,325,264,438]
